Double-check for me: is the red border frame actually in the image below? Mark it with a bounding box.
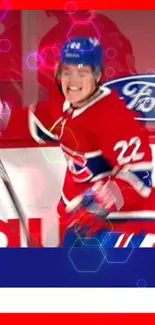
[1,0,155,10]
[0,313,155,324]
[0,4,153,319]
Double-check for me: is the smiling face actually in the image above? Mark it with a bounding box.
[60,64,101,106]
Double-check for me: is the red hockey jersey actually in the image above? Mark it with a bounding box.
[29,85,153,216]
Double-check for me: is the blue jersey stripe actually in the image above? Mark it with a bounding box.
[74,155,112,176]
[132,170,152,188]
[36,125,58,143]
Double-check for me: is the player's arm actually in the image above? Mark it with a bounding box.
[0,100,59,145]
[28,82,63,144]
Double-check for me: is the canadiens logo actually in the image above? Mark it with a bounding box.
[105,75,155,125]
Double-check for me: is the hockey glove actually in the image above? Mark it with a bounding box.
[65,180,124,236]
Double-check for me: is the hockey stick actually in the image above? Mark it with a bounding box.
[0,159,39,247]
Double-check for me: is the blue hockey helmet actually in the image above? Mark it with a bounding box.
[60,37,104,72]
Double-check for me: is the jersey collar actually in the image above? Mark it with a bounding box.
[62,85,111,118]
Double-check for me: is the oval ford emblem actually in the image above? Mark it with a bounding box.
[105,75,155,126]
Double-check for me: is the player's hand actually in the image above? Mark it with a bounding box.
[0,100,11,131]
[65,180,124,236]
[66,180,116,214]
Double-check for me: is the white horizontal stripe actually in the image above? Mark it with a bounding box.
[116,171,151,197]
[122,162,153,172]
[0,288,155,312]
[84,150,102,158]
[69,167,88,176]
[90,172,111,182]
[136,117,155,121]
[60,143,102,158]
[108,211,155,219]
[73,174,92,183]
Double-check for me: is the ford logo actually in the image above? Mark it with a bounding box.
[105,75,155,125]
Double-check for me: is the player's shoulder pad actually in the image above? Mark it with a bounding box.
[95,86,122,116]
[100,86,135,120]
[99,86,121,106]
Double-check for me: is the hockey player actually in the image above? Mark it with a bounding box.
[0,37,154,247]
[29,37,153,247]
[38,10,137,100]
